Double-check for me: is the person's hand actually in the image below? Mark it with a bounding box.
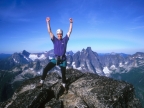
[46,17,50,22]
[69,18,73,23]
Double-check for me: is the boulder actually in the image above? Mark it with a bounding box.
[0,69,142,108]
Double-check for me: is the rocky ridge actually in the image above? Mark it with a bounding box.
[0,69,141,108]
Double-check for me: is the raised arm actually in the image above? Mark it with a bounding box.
[46,17,54,39]
[67,18,73,37]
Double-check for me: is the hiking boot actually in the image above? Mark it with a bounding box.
[36,83,43,88]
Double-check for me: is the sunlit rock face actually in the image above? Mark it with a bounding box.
[0,69,142,108]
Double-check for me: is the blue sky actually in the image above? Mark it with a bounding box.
[0,0,144,54]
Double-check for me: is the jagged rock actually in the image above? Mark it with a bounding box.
[33,60,42,71]
[59,90,88,108]
[22,50,30,58]
[12,53,30,64]
[72,47,104,75]
[0,69,142,108]
[45,98,62,108]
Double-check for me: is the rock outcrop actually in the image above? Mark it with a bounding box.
[0,69,142,108]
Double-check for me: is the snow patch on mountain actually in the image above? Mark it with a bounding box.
[29,54,46,61]
[49,56,54,59]
[29,54,38,61]
[39,54,46,59]
[30,68,33,70]
[77,67,82,70]
[72,62,76,68]
[71,62,82,70]
[96,69,104,76]
[37,72,41,74]
[137,57,143,59]
[67,61,70,64]
[110,65,117,70]
[24,56,29,61]
[119,63,124,67]
[13,58,19,63]
[103,67,112,76]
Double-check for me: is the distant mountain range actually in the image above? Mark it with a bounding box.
[1,47,144,76]
[0,47,144,107]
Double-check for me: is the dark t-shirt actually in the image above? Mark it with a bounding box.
[51,35,69,57]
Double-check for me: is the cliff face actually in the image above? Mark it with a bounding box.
[0,69,142,108]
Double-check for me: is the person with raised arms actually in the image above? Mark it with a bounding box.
[36,17,73,94]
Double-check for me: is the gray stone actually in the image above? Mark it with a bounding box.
[0,69,142,108]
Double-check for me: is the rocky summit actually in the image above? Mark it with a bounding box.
[0,69,142,108]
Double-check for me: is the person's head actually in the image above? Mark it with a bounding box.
[56,29,63,40]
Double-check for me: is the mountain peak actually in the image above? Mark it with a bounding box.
[81,48,86,52]
[0,69,141,108]
[66,51,74,55]
[86,47,92,50]
[86,47,92,52]
[22,50,29,53]
[22,50,30,57]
